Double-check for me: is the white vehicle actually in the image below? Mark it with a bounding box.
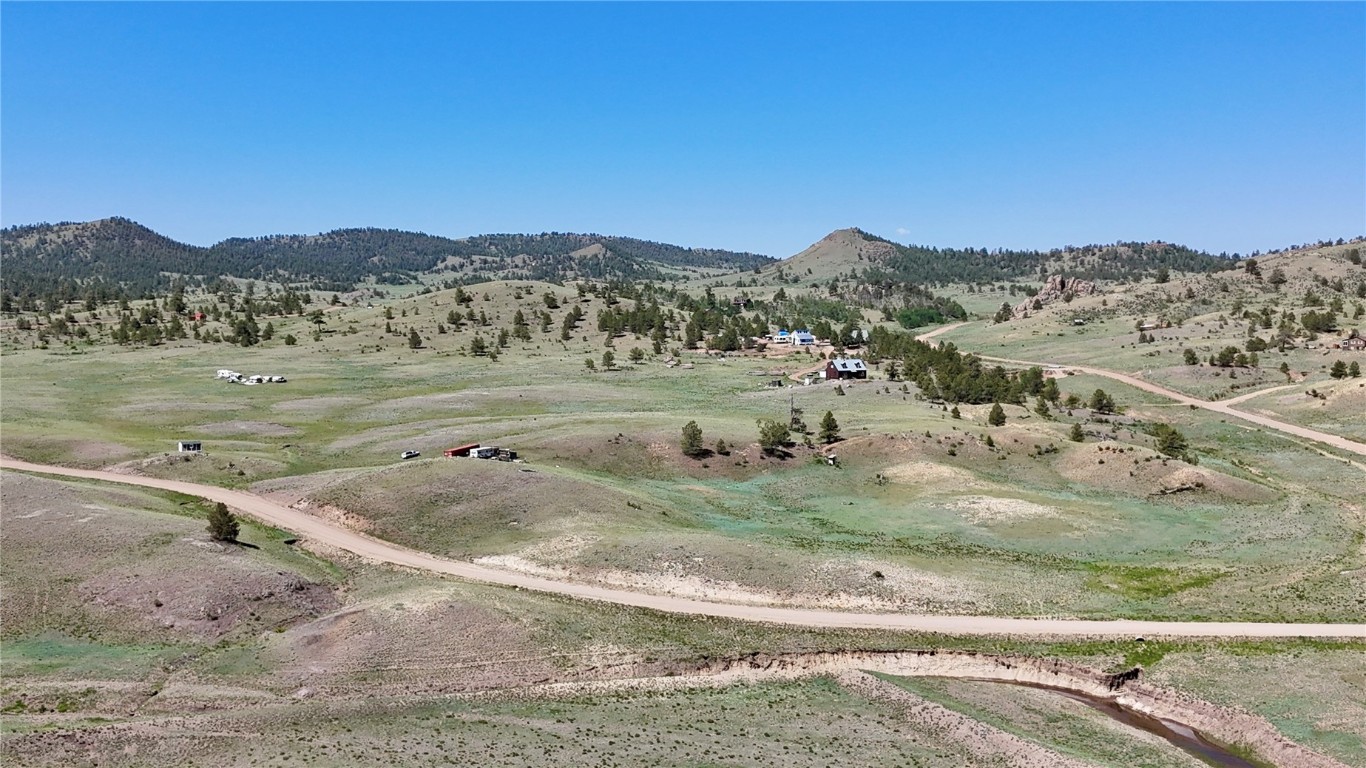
[400,450,420,460]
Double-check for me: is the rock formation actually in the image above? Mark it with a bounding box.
[1013,274,1098,318]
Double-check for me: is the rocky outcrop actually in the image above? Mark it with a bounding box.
[1013,274,1099,318]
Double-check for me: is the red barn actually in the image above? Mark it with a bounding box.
[825,358,868,380]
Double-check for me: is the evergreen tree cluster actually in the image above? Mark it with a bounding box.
[866,327,1052,405]
[855,229,1237,285]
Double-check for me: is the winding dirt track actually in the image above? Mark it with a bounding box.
[3,457,1362,639]
[915,323,1366,458]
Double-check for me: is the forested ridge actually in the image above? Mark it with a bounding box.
[0,218,773,302]
[854,229,1237,284]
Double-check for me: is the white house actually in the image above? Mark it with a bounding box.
[792,330,816,346]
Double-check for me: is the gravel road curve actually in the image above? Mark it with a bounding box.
[915,323,1366,458]
[3,457,1362,639]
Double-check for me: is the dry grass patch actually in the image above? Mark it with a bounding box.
[0,472,338,646]
[301,459,680,558]
[1055,443,1277,503]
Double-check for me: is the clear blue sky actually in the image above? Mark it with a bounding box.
[3,2,1362,258]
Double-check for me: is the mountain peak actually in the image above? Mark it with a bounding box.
[770,227,899,281]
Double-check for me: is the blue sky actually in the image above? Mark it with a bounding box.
[3,2,1362,258]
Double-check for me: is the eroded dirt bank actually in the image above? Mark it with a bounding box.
[478,649,1348,768]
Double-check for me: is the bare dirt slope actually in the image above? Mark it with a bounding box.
[3,459,1362,639]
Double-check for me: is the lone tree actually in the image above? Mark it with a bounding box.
[206,502,239,542]
[1069,423,1085,442]
[681,420,705,457]
[819,411,841,444]
[1151,423,1192,461]
[987,402,1006,426]
[1089,388,1116,414]
[407,327,422,349]
[757,418,791,455]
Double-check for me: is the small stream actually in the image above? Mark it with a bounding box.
[976,679,1268,768]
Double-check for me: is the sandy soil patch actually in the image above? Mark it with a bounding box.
[882,460,979,487]
[944,495,1062,524]
[475,548,984,614]
[285,500,380,534]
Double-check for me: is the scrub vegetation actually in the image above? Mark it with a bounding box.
[3,223,1362,766]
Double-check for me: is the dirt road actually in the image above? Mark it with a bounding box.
[3,457,1362,638]
[915,324,1366,459]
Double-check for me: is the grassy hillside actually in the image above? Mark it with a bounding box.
[2,276,1361,624]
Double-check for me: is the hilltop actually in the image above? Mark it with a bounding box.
[758,228,1239,290]
[0,218,773,301]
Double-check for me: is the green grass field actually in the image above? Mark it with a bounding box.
[3,271,1363,767]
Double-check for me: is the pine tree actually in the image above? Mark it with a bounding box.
[987,402,1006,426]
[757,418,791,455]
[1089,389,1115,414]
[1034,396,1051,420]
[681,421,704,457]
[819,411,840,444]
[206,502,239,542]
[407,328,422,349]
[1069,423,1085,442]
[1152,424,1190,459]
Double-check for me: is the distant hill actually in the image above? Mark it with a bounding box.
[0,218,773,301]
[766,228,1238,287]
